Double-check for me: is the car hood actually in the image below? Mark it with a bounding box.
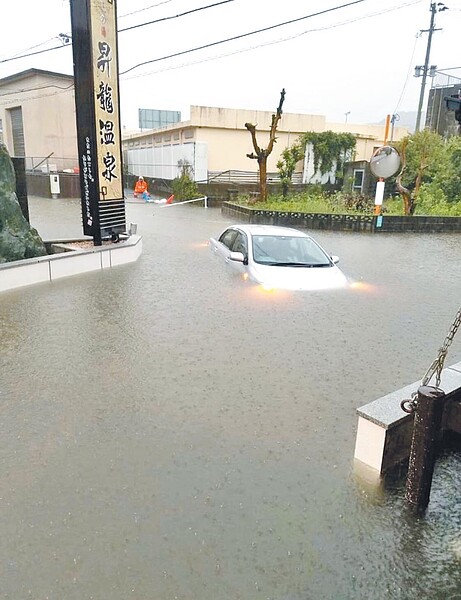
[249,263,348,291]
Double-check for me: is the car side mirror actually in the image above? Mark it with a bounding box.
[229,251,245,263]
[330,255,339,264]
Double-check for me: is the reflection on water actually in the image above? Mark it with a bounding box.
[1,197,461,599]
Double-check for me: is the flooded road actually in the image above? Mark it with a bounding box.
[1,196,461,599]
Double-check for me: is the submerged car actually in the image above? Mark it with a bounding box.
[209,224,348,291]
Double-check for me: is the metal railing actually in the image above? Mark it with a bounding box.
[207,170,303,185]
[25,156,80,173]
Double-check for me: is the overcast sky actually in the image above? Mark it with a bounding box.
[1,0,460,131]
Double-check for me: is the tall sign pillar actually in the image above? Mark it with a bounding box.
[70,0,126,246]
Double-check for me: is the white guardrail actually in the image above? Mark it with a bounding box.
[156,196,208,208]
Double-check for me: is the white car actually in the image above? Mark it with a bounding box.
[209,224,348,291]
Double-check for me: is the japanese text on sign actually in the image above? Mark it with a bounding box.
[91,0,123,200]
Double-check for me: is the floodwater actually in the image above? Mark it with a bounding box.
[1,196,461,599]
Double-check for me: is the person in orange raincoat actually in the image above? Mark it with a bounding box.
[133,176,149,199]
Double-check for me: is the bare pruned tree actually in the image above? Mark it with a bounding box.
[245,88,285,202]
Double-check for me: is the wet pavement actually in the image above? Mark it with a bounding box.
[1,196,461,599]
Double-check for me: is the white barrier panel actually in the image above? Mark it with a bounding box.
[159,196,208,208]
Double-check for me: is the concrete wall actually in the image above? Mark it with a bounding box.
[221,203,461,233]
[0,235,142,293]
[196,127,298,172]
[189,105,327,133]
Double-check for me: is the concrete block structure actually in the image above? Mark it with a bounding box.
[354,362,461,475]
[0,236,142,293]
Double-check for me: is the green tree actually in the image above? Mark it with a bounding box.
[431,135,461,202]
[393,130,445,215]
[171,159,200,201]
[276,142,304,197]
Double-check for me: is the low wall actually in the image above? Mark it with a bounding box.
[222,203,461,233]
[26,172,81,198]
[354,361,461,475]
[0,235,142,293]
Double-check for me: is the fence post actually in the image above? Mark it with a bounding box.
[405,385,445,512]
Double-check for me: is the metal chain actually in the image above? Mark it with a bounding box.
[421,305,461,388]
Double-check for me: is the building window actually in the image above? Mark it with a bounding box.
[155,136,162,143]
[353,169,364,192]
[164,135,171,142]
[8,106,25,156]
[184,130,194,139]
[0,118,3,144]
[173,132,180,141]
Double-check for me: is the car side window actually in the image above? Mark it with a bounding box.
[231,231,248,256]
[219,229,238,250]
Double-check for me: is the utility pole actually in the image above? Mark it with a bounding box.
[415,2,448,132]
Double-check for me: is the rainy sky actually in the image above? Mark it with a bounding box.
[0,0,460,129]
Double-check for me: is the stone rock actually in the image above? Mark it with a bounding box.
[0,143,47,263]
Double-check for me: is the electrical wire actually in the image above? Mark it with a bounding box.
[120,0,369,75]
[0,38,58,61]
[0,0,422,102]
[392,31,421,114]
[122,0,424,81]
[0,0,234,65]
[118,0,175,19]
[0,43,69,65]
[119,0,236,32]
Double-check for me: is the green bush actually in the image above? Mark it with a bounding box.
[234,187,461,217]
[171,159,200,201]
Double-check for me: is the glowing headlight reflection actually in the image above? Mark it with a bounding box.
[349,281,377,293]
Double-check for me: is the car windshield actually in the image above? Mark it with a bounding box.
[251,234,331,267]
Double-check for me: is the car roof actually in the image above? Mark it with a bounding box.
[228,224,310,238]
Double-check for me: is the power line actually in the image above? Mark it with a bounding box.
[118,0,175,19]
[393,31,421,114]
[0,43,68,65]
[0,37,58,62]
[0,0,234,65]
[120,0,369,75]
[0,0,420,100]
[119,0,236,32]
[122,0,423,81]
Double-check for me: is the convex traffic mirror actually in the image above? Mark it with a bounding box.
[370,145,401,179]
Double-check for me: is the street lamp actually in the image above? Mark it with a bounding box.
[344,111,351,124]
